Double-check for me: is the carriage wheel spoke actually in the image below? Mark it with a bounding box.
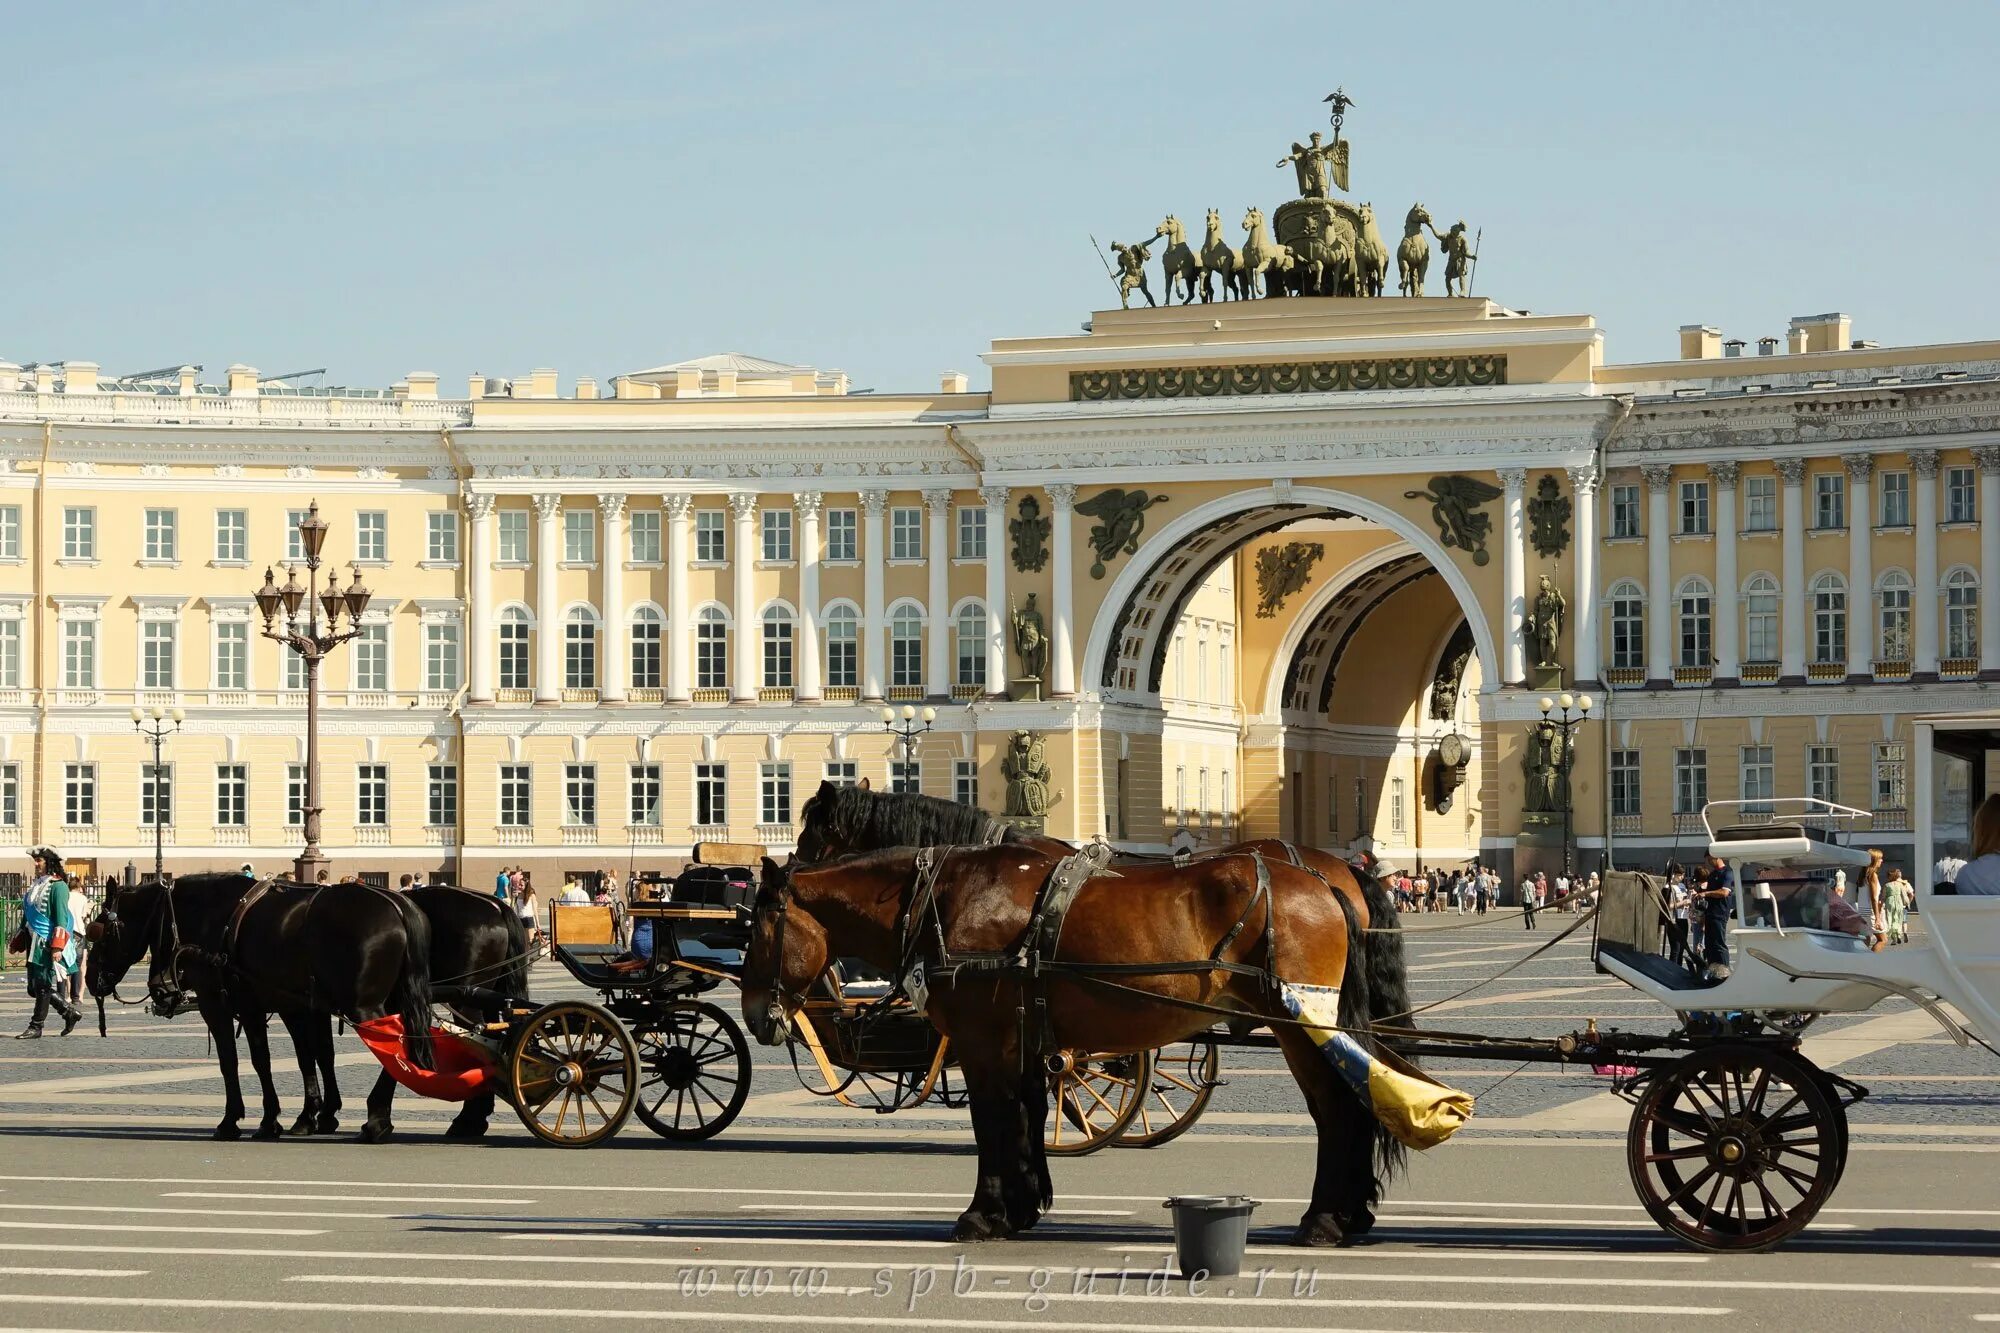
[1771,1160,1818,1193]
[1662,1165,1716,1208]
[1751,1173,1785,1221]
[1642,1144,1708,1164]
[1748,1090,1804,1136]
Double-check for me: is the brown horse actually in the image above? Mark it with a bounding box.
[743,845,1389,1246]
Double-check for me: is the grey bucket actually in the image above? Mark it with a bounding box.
[1163,1195,1261,1278]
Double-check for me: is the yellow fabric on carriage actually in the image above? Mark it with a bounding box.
[1280,981,1475,1151]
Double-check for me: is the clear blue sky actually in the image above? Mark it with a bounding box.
[7,2,1997,394]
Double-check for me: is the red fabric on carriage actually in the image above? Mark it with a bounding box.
[354,1016,498,1102]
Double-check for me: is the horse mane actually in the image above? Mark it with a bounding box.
[823,784,1002,851]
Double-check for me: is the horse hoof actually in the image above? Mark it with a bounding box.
[357,1121,393,1145]
[285,1117,317,1138]
[213,1123,242,1142]
[1291,1213,1347,1248]
[444,1120,489,1140]
[314,1115,341,1136]
[1339,1206,1378,1238]
[252,1121,282,1142]
[950,1211,1012,1243]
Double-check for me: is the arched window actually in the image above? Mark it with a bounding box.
[1677,578,1712,669]
[955,603,987,689]
[890,605,924,689]
[695,607,729,691]
[1946,568,1980,661]
[1608,581,1644,670]
[1744,574,1780,664]
[630,605,662,690]
[498,607,530,690]
[1876,570,1911,662]
[761,604,795,689]
[563,607,598,690]
[1811,572,1846,664]
[824,604,858,689]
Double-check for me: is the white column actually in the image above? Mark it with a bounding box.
[532,493,562,703]
[1709,462,1740,682]
[729,492,758,702]
[1568,467,1601,685]
[1641,463,1674,684]
[664,494,692,703]
[923,488,951,698]
[1777,458,1807,680]
[860,489,886,701]
[1843,455,1873,680]
[796,492,824,702]
[466,492,495,703]
[981,485,1010,696]
[1048,483,1077,697]
[1497,468,1527,685]
[1912,448,1941,677]
[599,493,627,702]
[1976,445,2000,673]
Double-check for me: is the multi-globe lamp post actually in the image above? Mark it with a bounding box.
[129,705,183,886]
[252,501,372,885]
[881,704,936,791]
[1537,690,1592,886]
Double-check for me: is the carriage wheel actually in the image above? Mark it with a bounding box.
[1116,1036,1222,1149]
[1627,1045,1843,1252]
[506,1000,638,1148]
[632,1001,752,1142]
[1045,1050,1153,1157]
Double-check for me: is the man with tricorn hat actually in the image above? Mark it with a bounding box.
[15,847,82,1038]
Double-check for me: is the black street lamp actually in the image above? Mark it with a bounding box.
[129,705,182,885]
[1537,690,1593,887]
[880,704,936,792]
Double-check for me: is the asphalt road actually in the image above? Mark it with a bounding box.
[0,909,1993,1331]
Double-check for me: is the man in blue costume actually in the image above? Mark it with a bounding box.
[17,848,82,1039]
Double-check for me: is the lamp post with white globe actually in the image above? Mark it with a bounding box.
[881,704,936,793]
[1537,691,1592,888]
[130,705,183,886]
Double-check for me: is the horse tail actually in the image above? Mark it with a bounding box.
[496,898,533,1003]
[1352,866,1413,1043]
[394,897,436,1072]
[1329,885,1404,1185]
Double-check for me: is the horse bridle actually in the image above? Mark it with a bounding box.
[93,883,196,1018]
[758,877,800,1038]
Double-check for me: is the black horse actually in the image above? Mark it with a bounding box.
[86,874,435,1142]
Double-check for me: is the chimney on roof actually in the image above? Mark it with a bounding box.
[713,369,737,397]
[227,364,259,397]
[0,362,18,393]
[1678,326,1722,361]
[574,377,598,400]
[1788,312,1853,355]
[940,370,970,393]
[177,366,198,396]
[1756,336,1780,357]
[1723,339,1745,358]
[405,372,439,400]
[523,368,558,399]
[63,362,99,393]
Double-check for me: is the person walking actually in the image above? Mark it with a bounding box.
[1520,870,1538,930]
[493,864,513,901]
[1883,865,1912,943]
[15,849,82,1039]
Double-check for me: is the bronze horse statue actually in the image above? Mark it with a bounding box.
[1398,203,1434,297]
[1198,208,1240,303]
[1153,214,1203,305]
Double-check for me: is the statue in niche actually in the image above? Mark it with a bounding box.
[1010,594,1048,687]
[1524,574,1566,670]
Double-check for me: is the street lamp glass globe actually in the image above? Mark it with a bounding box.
[879,707,895,725]
[1538,696,1555,714]
[1558,692,1574,710]
[170,708,185,724]
[921,706,936,724]
[1577,694,1593,714]
[901,705,916,721]
[130,707,144,724]
[149,706,165,721]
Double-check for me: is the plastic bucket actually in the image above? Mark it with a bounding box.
[1162,1195,1261,1278]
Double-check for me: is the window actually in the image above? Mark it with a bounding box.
[1388,778,1407,836]
[427,764,457,828]
[695,510,726,563]
[563,509,596,564]
[0,762,16,827]
[1740,746,1775,814]
[499,608,530,690]
[891,761,920,796]
[62,620,96,689]
[1198,767,1210,826]
[0,504,18,559]
[761,510,793,562]
[1219,641,1231,702]
[760,762,793,825]
[426,512,458,563]
[890,605,923,688]
[564,764,597,827]
[1673,748,1708,815]
[1609,484,1641,538]
[1677,579,1712,668]
[825,605,858,688]
[0,620,16,689]
[1608,581,1644,670]
[1947,466,1977,524]
[356,764,388,826]
[824,761,859,787]
[1813,474,1845,529]
[1678,481,1710,535]
[499,765,532,827]
[955,604,987,689]
[1609,750,1641,817]
[286,764,306,828]
[64,763,96,827]
[1877,571,1912,661]
[214,621,248,690]
[629,509,661,564]
[563,608,597,690]
[215,509,247,563]
[629,764,662,826]
[1744,574,1780,663]
[890,507,922,560]
[142,621,177,689]
[352,622,388,692]
[631,607,662,689]
[1874,742,1907,810]
[696,607,729,690]
[1807,745,1839,804]
[1172,635,1185,696]
[1946,569,1980,660]
[285,508,309,562]
[694,763,727,827]
[497,510,529,564]
[1175,766,1187,824]
[141,763,174,828]
[1811,572,1846,664]
[283,644,306,690]
[1879,472,1910,527]
[143,507,179,561]
[956,506,986,559]
[356,511,387,563]
[826,508,858,561]
[761,606,794,688]
[1220,770,1232,826]
[62,506,95,560]
[1744,475,1777,532]
[424,622,461,692]
[954,758,978,808]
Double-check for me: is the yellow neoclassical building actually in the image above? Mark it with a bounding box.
[4,299,2000,887]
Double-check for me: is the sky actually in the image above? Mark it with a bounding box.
[5,1,1999,395]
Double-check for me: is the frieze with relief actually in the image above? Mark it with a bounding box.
[1071,354,1505,403]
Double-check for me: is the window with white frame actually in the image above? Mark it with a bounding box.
[356,511,387,563]
[629,764,662,826]
[956,506,986,559]
[1172,634,1185,697]
[1608,581,1644,670]
[424,622,461,692]
[143,507,178,561]
[694,763,727,826]
[214,764,247,827]
[825,605,858,688]
[760,762,792,825]
[1811,572,1847,663]
[696,608,729,690]
[1879,472,1910,527]
[762,606,794,688]
[1610,750,1641,817]
[891,760,920,795]
[496,510,529,564]
[890,606,923,688]
[1740,746,1775,813]
[562,509,595,565]
[141,763,174,827]
[1874,742,1907,810]
[890,507,922,560]
[1198,767,1210,826]
[1610,484,1641,538]
[0,618,19,689]
[499,608,530,690]
[1744,574,1780,662]
[215,509,247,563]
[629,509,661,564]
[214,620,248,690]
[1807,744,1839,804]
[498,765,532,827]
[563,764,596,826]
[1677,579,1712,668]
[427,763,457,828]
[282,642,306,690]
[825,508,857,561]
[824,761,859,787]
[356,764,388,826]
[954,758,978,808]
[64,763,96,827]
[1175,766,1187,824]
[63,506,95,561]
[761,510,793,562]
[955,604,987,689]
[1945,569,1979,660]
[0,504,18,559]
[1877,571,1912,661]
[286,764,306,827]
[0,762,17,827]
[563,608,597,690]
[142,621,177,689]
[1220,770,1232,826]
[630,607,662,689]
[1744,475,1778,531]
[1813,474,1845,529]
[1673,748,1708,814]
[694,510,726,562]
[1219,639,1231,703]
[1946,466,1977,524]
[1678,481,1710,535]
[62,619,96,689]
[426,512,458,563]
[1389,777,1407,836]
[352,622,388,691]
[285,508,309,562]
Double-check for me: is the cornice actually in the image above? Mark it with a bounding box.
[1619,381,2000,459]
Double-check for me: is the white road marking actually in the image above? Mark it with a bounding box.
[1106,1262,2000,1298]
[503,1232,954,1249]
[0,1202,436,1221]
[160,1190,537,1205]
[0,1220,324,1237]
[0,1267,147,1278]
[951,1290,1727,1316]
